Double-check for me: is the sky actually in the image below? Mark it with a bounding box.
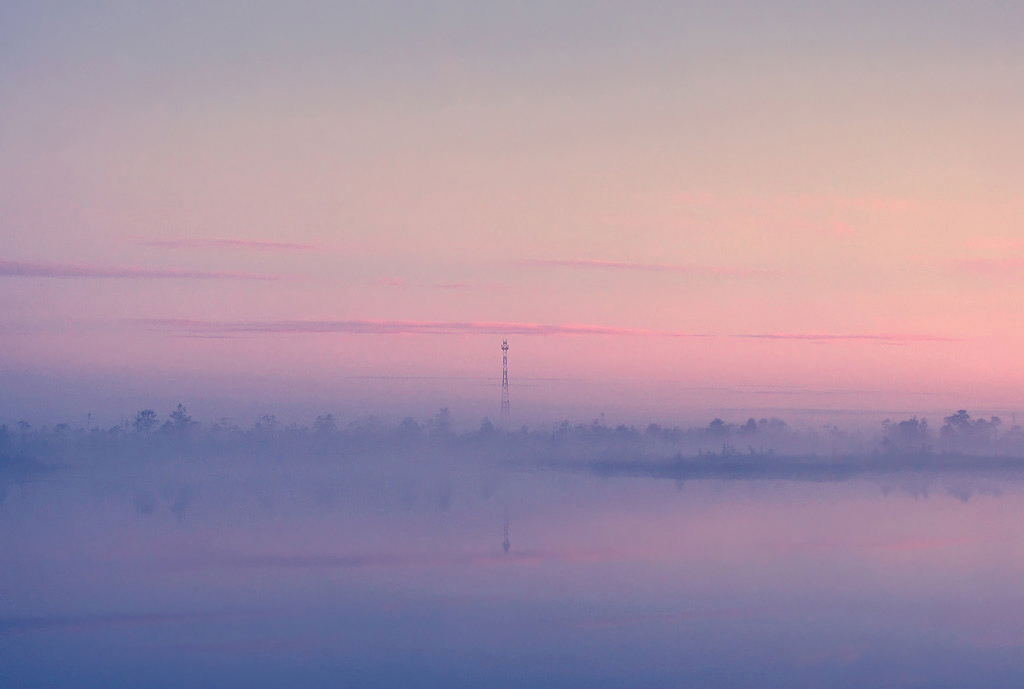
[2,1,1024,425]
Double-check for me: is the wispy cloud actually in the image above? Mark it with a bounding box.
[138,318,671,337]
[135,318,954,344]
[735,332,958,343]
[375,277,507,292]
[521,258,769,277]
[0,260,280,281]
[139,238,322,252]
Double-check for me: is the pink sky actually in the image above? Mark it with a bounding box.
[1,3,1023,424]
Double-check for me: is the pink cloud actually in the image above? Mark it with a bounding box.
[135,318,955,344]
[429,282,508,293]
[138,318,674,337]
[140,238,323,252]
[522,258,769,277]
[0,260,280,280]
[375,278,506,292]
[736,332,959,343]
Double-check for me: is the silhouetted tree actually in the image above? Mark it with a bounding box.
[941,410,1001,449]
[255,414,278,432]
[706,418,729,437]
[165,403,194,434]
[398,417,421,438]
[942,410,972,435]
[313,414,336,435]
[134,409,159,433]
[882,416,930,454]
[758,418,787,432]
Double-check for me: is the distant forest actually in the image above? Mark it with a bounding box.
[2,405,1021,464]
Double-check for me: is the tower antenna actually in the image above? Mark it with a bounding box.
[500,339,510,418]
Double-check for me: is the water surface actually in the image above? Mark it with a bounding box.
[4,443,1024,688]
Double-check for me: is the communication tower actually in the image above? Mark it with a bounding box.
[500,339,510,417]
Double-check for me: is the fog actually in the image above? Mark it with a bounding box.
[6,405,1024,687]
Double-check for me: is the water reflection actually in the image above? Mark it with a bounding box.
[4,440,1024,688]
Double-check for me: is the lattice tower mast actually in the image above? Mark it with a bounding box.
[500,339,510,417]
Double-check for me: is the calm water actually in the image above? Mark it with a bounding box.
[4,449,1024,688]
